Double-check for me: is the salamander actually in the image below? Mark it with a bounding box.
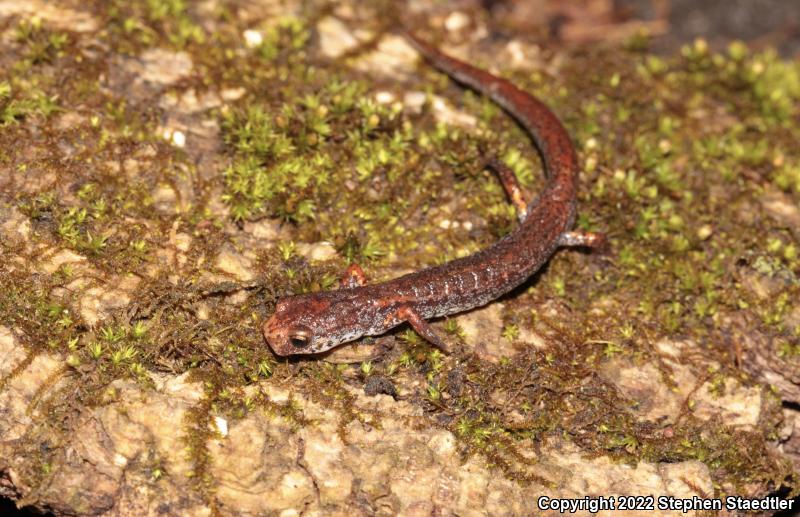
[263,30,603,356]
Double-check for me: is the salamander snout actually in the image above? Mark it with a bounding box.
[263,296,333,356]
[262,318,309,356]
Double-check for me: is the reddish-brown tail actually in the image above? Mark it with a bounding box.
[400,30,578,205]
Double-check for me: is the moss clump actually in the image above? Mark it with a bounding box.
[105,0,205,52]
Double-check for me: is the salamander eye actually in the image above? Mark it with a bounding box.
[290,335,309,348]
[288,327,312,349]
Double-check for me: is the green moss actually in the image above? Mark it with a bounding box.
[106,0,205,51]
[0,80,59,127]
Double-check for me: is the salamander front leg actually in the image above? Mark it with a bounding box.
[396,306,452,354]
[558,231,607,250]
[486,158,528,221]
[340,263,367,288]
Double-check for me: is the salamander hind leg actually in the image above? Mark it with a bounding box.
[558,231,607,251]
[340,263,367,288]
[486,158,528,221]
[396,306,452,354]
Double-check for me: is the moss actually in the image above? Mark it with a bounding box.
[105,0,205,52]
[181,384,217,502]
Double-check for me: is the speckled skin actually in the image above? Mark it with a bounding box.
[263,31,579,356]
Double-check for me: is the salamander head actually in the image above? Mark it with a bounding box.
[263,293,361,356]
